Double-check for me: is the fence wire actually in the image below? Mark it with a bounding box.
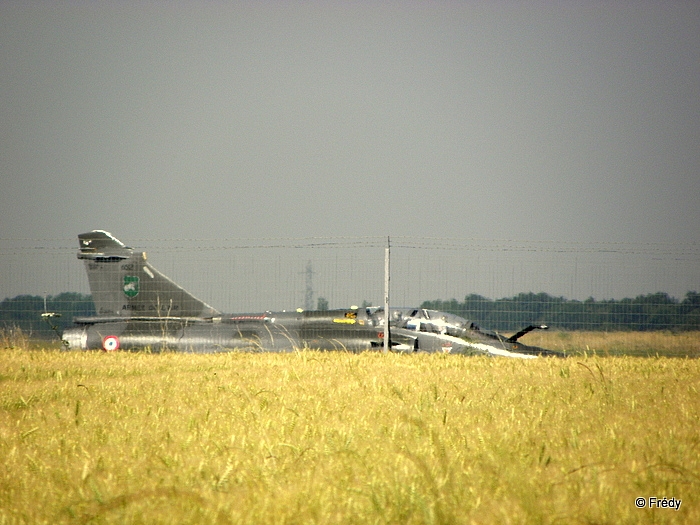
[1,236,699,337]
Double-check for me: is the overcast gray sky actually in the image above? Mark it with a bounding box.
[1,1,699,305]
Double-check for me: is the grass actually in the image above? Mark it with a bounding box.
[0,336,698,524]
[526,330,700,357]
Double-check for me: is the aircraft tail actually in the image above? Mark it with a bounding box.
[77,230,221,318]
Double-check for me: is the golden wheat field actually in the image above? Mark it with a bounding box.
[1,336,699,524]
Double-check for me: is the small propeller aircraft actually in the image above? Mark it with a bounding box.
[61,231,563,358]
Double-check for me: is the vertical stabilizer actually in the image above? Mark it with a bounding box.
[77,230,221,318]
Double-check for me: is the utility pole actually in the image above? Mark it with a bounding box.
[383,236,390,353]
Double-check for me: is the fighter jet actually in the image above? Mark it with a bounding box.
[61,231,563,358]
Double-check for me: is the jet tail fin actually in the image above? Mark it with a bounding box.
[77,230,221,318]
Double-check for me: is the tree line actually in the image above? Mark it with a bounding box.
[421,292,700,332]
[0,293,95,340]
[2,291,700,339]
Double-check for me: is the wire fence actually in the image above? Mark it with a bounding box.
[1,235,699,338]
